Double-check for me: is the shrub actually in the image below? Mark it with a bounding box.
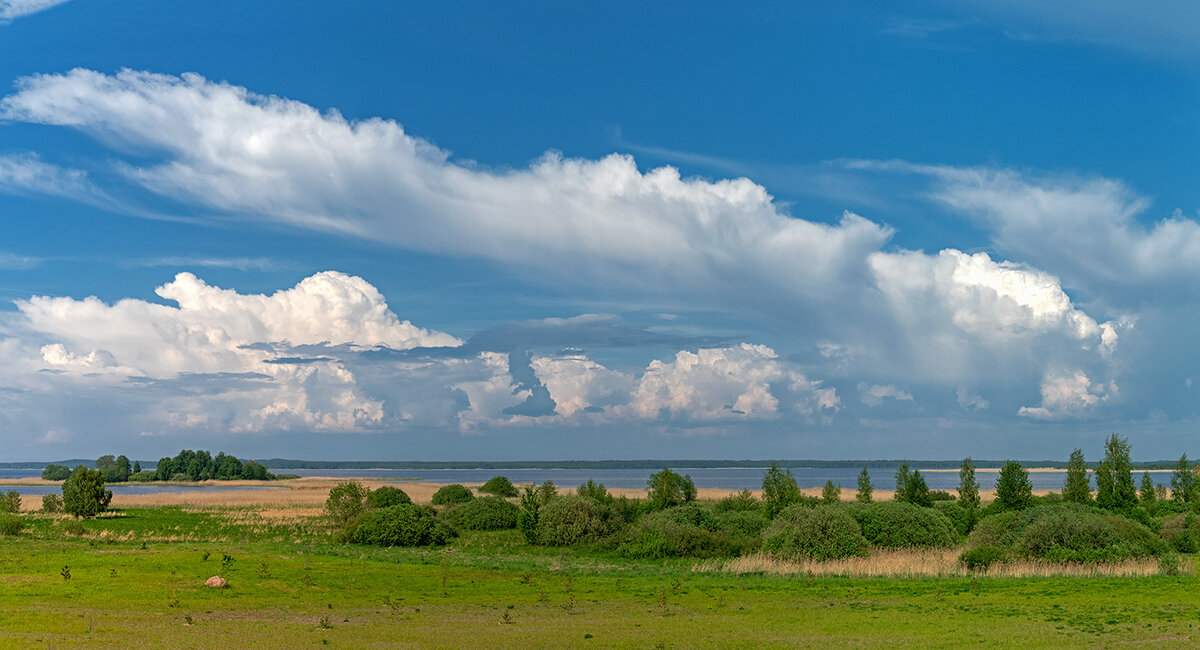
[1160,513,1200,553]
[576,479,611,504]
[933,501,973,538]
[854,501,955,549]
[127,471,156,482]
[41,493,62,514]
[713,489,759,514]
[619,509,749,559]
[535,496,619,546]
[762,504,869,561]
[0,491,20,514]
[41,464,71,481]
[348,504,455,547]
[442,496,520,531]
[929,490,956,501]
[646,468,696,511]
[431,484,474,506]
[169,473,191,482]
[959,545,1007,571]
[366,485,412,509]
[821,480,841,504]
[714,510,770,538]
[480,476,519,497]
[325,482,369,527]
[62,466,112,518]
[0,515,23,536]
[964,503,1165,563]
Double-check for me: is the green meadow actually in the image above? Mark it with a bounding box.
[1,505,1198,648]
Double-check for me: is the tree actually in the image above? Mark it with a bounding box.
[62,466,113,518]
[856,466,873,503]
[1139,471,1157,505]
[821,480,841,504]
[994,460,1032,511]
[894,464,931,507]
[132,460,141,474]
[957,458,980,511]
[1062,448,1092,504]
[647,467,696,510]
[1096,433,1136,510]
[1170,453,1195,502]
[324,481,369,527]
[762,463,800,518]
[576,479,611,504]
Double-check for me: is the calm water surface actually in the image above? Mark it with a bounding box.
[1,466,1173,493]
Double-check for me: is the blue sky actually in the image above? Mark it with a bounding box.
[1,1,1199,461]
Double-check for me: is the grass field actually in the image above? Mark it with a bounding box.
[2,496,1199,648]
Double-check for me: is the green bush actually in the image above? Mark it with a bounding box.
[348,504,456,547]
[854,501,955,549]
[325,481,369,527]
[366,485,412,509]
[649,504,718,531]
[576,479,611,504]
[714,510,770,538]
[646,467,696,510]
[959,545,1007,571]
[535,496,619,546]
[127,471,156,482]
[431,484,474,506]
[480,476,519,497]
[929,490,956,501]
[762,504,869,561]
[442,496,520,531]
[712,489,759,514]
[1,491,20,514]
[42,493,63,514]
[964,503,1165,563]
[933,501,973,537]
[1160,513,1200,553]
[0,515,23,536]
[618,509,749,559]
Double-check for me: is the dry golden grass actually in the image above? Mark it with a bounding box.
[699,549,1172,578]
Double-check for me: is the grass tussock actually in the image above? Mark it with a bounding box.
[698,549,1173,578]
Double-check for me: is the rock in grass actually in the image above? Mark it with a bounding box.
[204,576,227,588]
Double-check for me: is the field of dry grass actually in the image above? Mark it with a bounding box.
[699,549,1170,578]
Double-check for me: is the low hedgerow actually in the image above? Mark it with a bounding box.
[347,504,456,547]
[854,501,955,549]
[442,496,520,531]
[762,504,869,561]
[366,485,412,509]
[535,496,620,546]
[431,484,474,505]
[964,503,1165,563]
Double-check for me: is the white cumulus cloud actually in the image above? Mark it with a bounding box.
[1018,369,1117,419]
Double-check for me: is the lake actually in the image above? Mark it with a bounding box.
[1,466,1175,493]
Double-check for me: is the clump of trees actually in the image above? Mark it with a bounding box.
[154,450,273,481]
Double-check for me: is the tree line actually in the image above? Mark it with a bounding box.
[41,450,285,483]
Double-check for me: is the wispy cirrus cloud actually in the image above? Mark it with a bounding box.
[0,0,69,24]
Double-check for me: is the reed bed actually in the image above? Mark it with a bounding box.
[698,550,1172,578]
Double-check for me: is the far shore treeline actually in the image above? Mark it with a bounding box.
[40,451,294,482]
